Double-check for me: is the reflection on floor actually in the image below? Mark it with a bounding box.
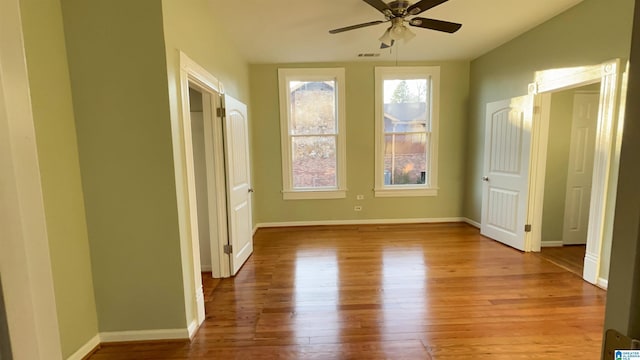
[538,245,586,278]
[90,223,605,359]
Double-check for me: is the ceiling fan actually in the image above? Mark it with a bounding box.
[329,0,462,49]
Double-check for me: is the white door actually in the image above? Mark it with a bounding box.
[481,96,533,251]
[223,95,254,275]
[562,93,599,245]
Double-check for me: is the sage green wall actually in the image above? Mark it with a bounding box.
[541,90,574,244]
[19,0,98,356]
[250,61,469,224]
[466,0,634,284]
[161,0,250,104]
[61,0,187,332]
[604,0,640,340]
[464,0,634,224]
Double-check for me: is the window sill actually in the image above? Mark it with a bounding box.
[374,187,438,198]
[283,189,347,200]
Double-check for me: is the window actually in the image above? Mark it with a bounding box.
[278,68,346,200]
[374,66,439,197]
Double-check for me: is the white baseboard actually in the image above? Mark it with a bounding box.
[541,241,564,247]
[195,287,205,327]
[463,218,480,228]
[67,326,197,357]
[188,319,200,339]
[583,252,599,285]
[256,217,465,229]
[67,334,100,360]
[597,277,608,290]
[252,225,258,235]
[200,264,212,272]
[99,328,190,343]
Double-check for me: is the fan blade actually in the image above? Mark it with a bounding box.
[362,0,392,14]
[329,20,386,34]
[409,17,462,33]
[407,0,449,15]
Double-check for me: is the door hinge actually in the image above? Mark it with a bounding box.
[524,224,532,233]
[217,107,226,117]
[223,244,233,254]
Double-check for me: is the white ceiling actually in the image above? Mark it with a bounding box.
[210,0,584,64]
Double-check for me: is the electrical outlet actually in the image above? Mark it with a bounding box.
[354,205,363,211]
[356,195,364,200]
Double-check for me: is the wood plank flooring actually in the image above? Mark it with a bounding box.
[538,245,586,277]
[89,223,606,359]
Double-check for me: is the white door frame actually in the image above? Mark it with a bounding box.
[0,0,63,357]
[527,59,624,285]
[175,52,231,332]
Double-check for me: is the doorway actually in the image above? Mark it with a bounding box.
[481,60,626,287]
[539,84,600,276]
[187,86,221,313]
[528,60,627,287]
[188,87,212,273]
[175,52,255,332]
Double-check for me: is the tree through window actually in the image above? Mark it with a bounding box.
[375,67,440,197]
[278,69,346,200]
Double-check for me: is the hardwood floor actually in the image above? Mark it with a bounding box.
[538,245,587,277]
[89,223,606,359]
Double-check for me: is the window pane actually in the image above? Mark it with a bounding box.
[292,136,337,188]
[290,81,336,135]
[383,134,428,185]
[383,79,429,133]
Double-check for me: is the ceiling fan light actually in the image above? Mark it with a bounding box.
[390,24,406,40]
[403,27,416,42]
[379,28,393,47]
[392,22,417,42]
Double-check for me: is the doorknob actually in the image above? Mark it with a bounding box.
[482,176,489,182]
[248,188,254,193]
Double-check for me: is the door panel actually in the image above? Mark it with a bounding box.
[562,93,598,245]
[487,188,519,234]
[481,96,533,251]
[223,95,253,275]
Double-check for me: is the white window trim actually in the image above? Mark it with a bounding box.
[374,66,440,198]
[278,68,347,200]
